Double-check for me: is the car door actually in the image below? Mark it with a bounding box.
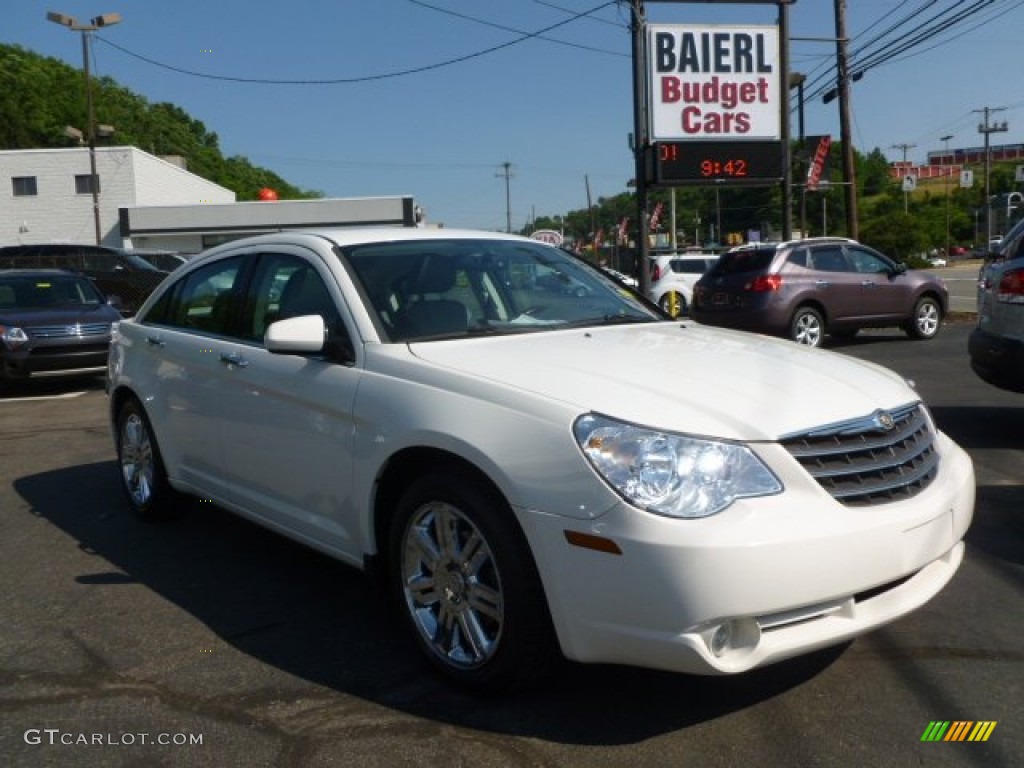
[845,245,911,320]
[211,247,363,557]
[806,244,861,323]
[134,253,251,501]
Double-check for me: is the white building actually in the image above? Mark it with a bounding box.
[0,146,236,247]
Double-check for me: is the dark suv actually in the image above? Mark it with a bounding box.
[0,244,169,316]
[0,269,121,386]
[691,237,949,347]
[969,217,1024,392]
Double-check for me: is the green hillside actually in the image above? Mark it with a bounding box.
[0,43,321,201]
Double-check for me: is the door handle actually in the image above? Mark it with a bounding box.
[861,280,875,287]
[145,336,165,347]
[219,352,249,369]
[815,280,830,287]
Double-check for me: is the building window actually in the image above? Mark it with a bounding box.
[12,177,38,196]
[75,174,100,195]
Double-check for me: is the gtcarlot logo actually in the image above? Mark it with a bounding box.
[920,721,997,742]
[24,729,203,747]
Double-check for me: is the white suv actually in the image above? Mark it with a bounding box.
[970,218,1024,392]
[648,253,719,317]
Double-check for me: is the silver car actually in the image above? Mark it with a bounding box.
[970,218,1024,392]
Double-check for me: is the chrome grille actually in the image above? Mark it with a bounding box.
[27,323,111,339]
[780,403,938,506]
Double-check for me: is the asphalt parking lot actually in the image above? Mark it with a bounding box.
[1,320,1021,768]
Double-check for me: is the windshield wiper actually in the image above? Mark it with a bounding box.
[562,314,657,328]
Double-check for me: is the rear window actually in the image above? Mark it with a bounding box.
[707,249,776,276]
[669,259,713,274]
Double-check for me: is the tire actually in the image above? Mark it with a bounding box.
[388,469,558,692]
[906,296,942,340]
[658,291,687,318]
[789,306,825,347]
[115,398,179,521]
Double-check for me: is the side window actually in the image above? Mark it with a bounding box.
[786,248,809,268]
[81,250,119,272]
[146,256,245,335]
[809,246,849,273]
[244,253,346,347]
[846,247,890,274]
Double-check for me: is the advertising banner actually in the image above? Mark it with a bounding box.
[648,24,780,142]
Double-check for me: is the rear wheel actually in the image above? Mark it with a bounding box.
[658,291,687,318]
[115,398,179,521]
[388,470,557,692]
[789,306,824,347]
[906,296,942,340]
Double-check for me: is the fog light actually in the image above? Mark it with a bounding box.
[706,618,761,658]
[710,623,731,657]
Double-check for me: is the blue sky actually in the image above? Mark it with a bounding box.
[5,1,1023,231]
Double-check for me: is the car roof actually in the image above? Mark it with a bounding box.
[0,268,84,279]
[201,227,555,254]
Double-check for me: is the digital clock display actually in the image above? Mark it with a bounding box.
[652,141,783,184]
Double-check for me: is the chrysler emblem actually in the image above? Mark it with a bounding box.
[872,410,896,431]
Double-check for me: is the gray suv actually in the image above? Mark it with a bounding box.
[969,218,1024,392]
[691,237,949,347]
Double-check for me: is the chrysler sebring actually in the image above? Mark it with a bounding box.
[106,228,975,691]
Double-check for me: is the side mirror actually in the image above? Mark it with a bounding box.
[265,314,326,354]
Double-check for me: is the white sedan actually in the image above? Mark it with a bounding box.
[107,228,975,691]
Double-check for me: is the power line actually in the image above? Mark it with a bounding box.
[94,1,618,85]
[407,0,627,58]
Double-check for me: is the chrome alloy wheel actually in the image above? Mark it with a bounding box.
[916,300,940,337]
[119,411,155,507]
[400,501,504,668]
[792,310,823,346]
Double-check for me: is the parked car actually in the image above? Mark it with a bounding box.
[133,250,191,272]
[108,227,974,692]
[0,269,121,386]
[0,243,170,316]
[969,218,1024,392]
[599,266,639,289]
[648,253,719,317]
[691,237,949,347]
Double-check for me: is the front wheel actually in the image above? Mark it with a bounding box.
[115,399,179,521]
[906,296,942,340]
[388,470,557,692]
[789,306,824,347]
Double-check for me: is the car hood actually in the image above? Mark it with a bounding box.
[0,304,120,326]
[409,323,917,441]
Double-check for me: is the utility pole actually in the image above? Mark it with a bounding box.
[940,134,953,257]
[890,143,916,213]
[629,0,651,298]
[496,161,514,233]
[834,0,858,239]
[975,106,1008,244]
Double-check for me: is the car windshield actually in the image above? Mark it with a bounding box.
[706,248,776,276]
[0,275,105,310]
[340,238,659,341]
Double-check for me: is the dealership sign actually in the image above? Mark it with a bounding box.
[648,24,780,142]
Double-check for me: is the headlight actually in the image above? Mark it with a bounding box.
[0,325,29,349]
[574,414,782,518]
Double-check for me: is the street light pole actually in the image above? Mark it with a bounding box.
[46,10,122,246]
[940,134,953,258]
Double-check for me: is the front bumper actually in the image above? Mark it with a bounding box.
[1,342,110,379]
[517,430,975,675]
